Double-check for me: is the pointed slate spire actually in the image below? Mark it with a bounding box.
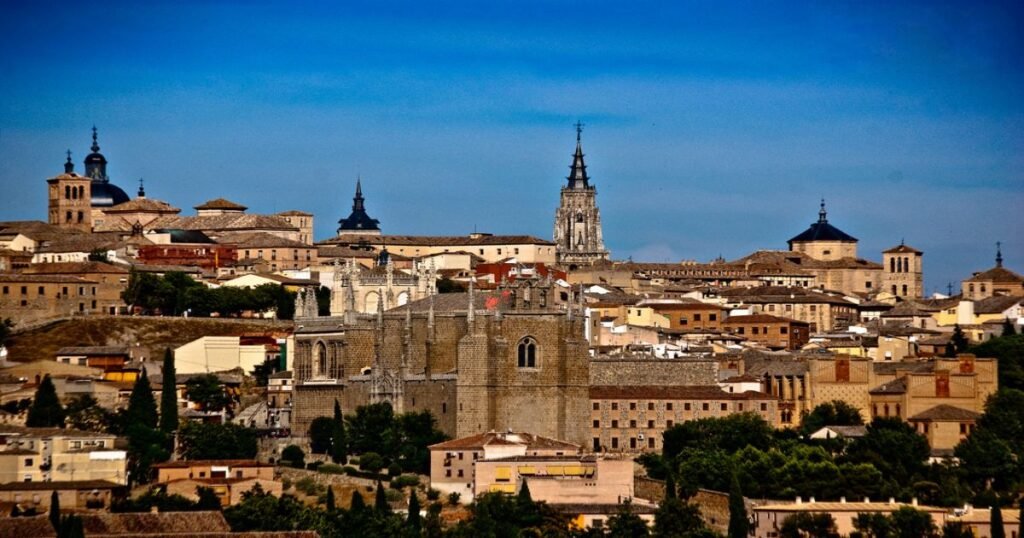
[566,121,590,189]
[353,177,365,212]
[64,150,74,173]
[996,241,1003,268]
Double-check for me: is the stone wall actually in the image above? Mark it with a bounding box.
[590,358,717,387]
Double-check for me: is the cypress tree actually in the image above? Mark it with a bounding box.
[728,472,749,538]
[991,505,1005,538]
[374,481,390,513]
[326,486,335,512]
[952,324,969,353]
[127,369,158,429]
[330,399,347,464]
[27,375,65,428]
[159,349,178,434]
[407,490,421,532]
[350,490,366,513]
[665,473,677,499]
[49,491,60,531]
[1003,318,1017,336]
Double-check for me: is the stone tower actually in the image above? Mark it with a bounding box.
[47,150,93,232]
[882,242,923,298]
[553,123,609,269]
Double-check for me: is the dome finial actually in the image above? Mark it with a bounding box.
[64,150,74,173]
[818,198,827,223]
[996,241,1003,268]
[138,178,145,198]
[91,125,100,153]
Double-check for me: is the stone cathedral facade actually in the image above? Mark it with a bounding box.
[553,125,609,269]
[290,277,591,446]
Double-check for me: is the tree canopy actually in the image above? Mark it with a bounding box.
[26,375,65,428]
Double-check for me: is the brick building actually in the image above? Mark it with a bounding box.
[723,314,810,350]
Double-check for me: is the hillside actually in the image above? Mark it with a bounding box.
[5,317,293,363]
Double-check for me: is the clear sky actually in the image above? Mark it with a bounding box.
[1,1,1021,294]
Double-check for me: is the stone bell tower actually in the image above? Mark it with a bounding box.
[553,122,609,269]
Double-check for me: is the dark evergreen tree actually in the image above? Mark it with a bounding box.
[350,490,366,513]
[1003,318,1018,337]
[159,349,178,434]
[944,342,957,358]
[49,490,60,531]
[607,500,651,537]
[952,324,970,353]
[517,479,541,529]
[57,514,85,538]
[325,486,335,512]
[196,486,222,510]
[407,490,421,532]
[331,399,347,464]
[665,472,677,499]
[654,497,705,538]
[374,481,389,513]
[991,505,1005,538]
[127,369,159,429]
[27,375,65,427]
[728,472,749,538]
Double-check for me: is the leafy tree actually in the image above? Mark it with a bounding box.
[780,512,838,538]
[845,418,929,491]
[184,374,233,414]
[954,428,1017,492]
[425,501,443,538]
[952,325,969,353]
[653,497,705,538]
[991,505,1005,538]
[665,473,677,499]
[395,410,447,473]
[664,412,773,460]
[331,400,348,464]
[27,375,65,427]
[57,514,84,538]
[801,401,864,436]
[889,507,935,538]
[281,445,305,468]
[941,522,973,538]
[853,512,892,538]
[160,349,178,434]
[347,402,397,455]
[607,500,650,538]
[196,486,222,511]
[178,422,257,460]
[1003,318,1018,337]
[359,452,385,474]
[970,335,1024,391]
[127,369,159,429]
[407,490,421,532]
[50,490,60,531]
[325,486,335,512]
[308,417,335,454]
[728,472,749,538]
[0,318,13,349]
[436,276,466,293]
[64,394,111,432]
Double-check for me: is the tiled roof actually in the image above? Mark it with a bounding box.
[0,273,95,283]
[754,501,944,513]
[80,511,231,534]
[276,210,313,217]
[590,385,772,400]
[22,261,129,275]
[0,516,56,537]
[719,286,855,306]
[430,431,579,451]
[724,314,808,325]
[909,405,981,421]
[0,479,121,491]
[153,214,297,232]
[195,198,247,210]
[217,232,313,249]
[788,218,858,244]
[153,459,272,468]
[869,376,909,395]
[324,234,556,247]
[965,266,1024,283]
[104,197,180,213]
[56,346,130,356]
[817,425,867,437]
[550,503,659,515]
[882,244,922,254]
[974,295,1023,314]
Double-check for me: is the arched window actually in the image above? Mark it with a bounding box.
[77,211,84,223]
[65,211,72,223]
[890,258,895,272]
[517,337,538,368]
[65,185,72,199]
[903,257,910,272]
[314,342,328,377]
[576,212,584,223]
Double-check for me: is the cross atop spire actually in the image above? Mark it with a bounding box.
[566,123,590,189]
[996,241,1003,268]
[138,178,145,198]
[64,150,74,173]
[818,198,828,223]
[91,126,100,153]
[574,120,585,142]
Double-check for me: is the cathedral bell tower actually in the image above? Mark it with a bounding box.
[553,122,609,269]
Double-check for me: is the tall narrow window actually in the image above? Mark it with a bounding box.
[517,337,538,368]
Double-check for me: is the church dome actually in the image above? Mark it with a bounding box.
[788,200,857,244]
[91,180,130,207]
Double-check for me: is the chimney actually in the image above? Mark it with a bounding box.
[150,505,159,514]
[840,497,846,504]
[889,497,895,505]
[795,496,802,505]
[809,497,816,504]
[912,498,918,507]
[864,497,870,503]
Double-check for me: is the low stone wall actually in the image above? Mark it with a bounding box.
[276,466,379,490]
[635,476,665,503]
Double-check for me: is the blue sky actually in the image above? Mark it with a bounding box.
[1,1,1021,294]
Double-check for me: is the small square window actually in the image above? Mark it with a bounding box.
[593,402,600,410]
[666,403,673,411]
[630,402,636,410]
[593,420,600,428]
[647,402,654,411]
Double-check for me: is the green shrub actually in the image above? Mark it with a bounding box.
[387,462,402,477]
[319,463,344,474]
[282,445,305,468]
[390,474,421,489]
[306,461,322,471]
[294,477,324,496]
[426,489,440,501]
[342,465,358,475]
[281,478,292,491]
[448,492,461,505]
[359,452,384,473]
[385,488,404,502]
[349,457,360,465]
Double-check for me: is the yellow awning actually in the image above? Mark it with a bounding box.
[564,466,585,476]
[583,467,596,477]
[545,466,564,475]
[518,466,536,475]
[495,466,512,481]
[489,484,516,493]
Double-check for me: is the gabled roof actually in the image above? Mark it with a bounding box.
[909,405,981,421]
[430,431,579,452]
[0,479,121,491]
[966,266,1024,283]
[195,198,247,211]
[105,197,180,214]
[974,295,1024,314]
[883,244,922,254]
[869,376,908,395]
[56,346,130,356]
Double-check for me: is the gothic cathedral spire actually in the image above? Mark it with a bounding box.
[553,122,609,269]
